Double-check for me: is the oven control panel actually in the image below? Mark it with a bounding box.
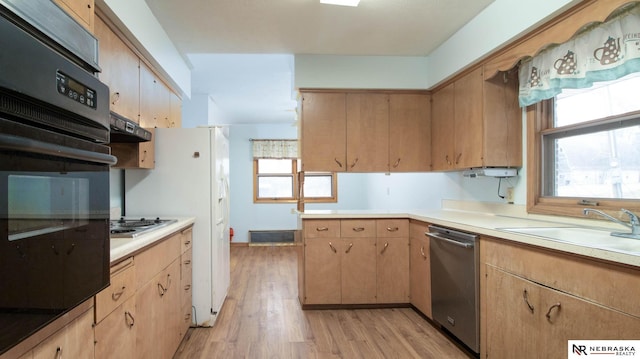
[56,71,97,109]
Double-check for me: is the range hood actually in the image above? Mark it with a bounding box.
[109,112,152,143]
[462,168,518,178]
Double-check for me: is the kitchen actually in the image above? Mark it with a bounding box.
[1,0,639,358]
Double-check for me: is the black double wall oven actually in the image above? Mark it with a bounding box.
[0,0,115,355]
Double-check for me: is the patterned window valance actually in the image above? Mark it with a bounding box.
[252,139,298,159]
[519,3,640,107]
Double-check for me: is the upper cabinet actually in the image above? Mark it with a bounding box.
[95,16,140,123]
[300,90,431,173]
[53,0,94,32]
[431,66,521,171]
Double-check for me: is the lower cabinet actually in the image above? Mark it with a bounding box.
[301,218,409,306]
[481,236,640,358]
[32,308,94,359]
[94,296,136,358]
[409,220,431,318]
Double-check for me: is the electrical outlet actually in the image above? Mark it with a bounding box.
[506,187,515,204]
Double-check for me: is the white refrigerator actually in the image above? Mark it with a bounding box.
[124,127,230,327]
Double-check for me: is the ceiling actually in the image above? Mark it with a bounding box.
[144,0,495,124]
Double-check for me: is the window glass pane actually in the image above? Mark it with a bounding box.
[257,159,292,174]
[556,73,640,127]
[550,125,640,199]
[257,176,293,198]
[304,175,333,197]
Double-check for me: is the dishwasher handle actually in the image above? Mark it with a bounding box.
[425,232,474,249]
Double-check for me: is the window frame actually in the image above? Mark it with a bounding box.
[253,158,337,204]
[526,99,640,218]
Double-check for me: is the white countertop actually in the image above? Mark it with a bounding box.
[300,209,640,267]
[109,217,196,263]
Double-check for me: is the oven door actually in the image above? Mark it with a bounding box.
[0,122,115,354]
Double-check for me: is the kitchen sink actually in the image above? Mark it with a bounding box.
[498,226,640,255]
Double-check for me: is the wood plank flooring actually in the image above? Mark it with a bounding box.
[173,245,470,358]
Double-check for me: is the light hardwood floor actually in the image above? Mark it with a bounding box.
[173,245,470,358]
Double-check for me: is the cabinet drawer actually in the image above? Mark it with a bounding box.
[135,232,181,289]
[376,219,408,238]
[180,226,193,254]
[304,220,340,238]
[96,257,135,323]
[341,219,375,237]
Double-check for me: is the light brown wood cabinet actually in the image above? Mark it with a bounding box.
[431,66,521,171]
[95,16,140,124]
[180,228,194,337]
[409,220,431,318]
[32,309,94,359]
[53,0,94,32]
[481,236,640,358]
[300,92,347,172]
[110,128,155,169]
[376,219,410,303]
[300,90,431,173]
[95,13,182,169]
[300,218,410,306]
[94,258,136,359]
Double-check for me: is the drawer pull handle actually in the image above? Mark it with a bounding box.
[455,153,462,165]
[352,227,365,232]
[386,227,399,232]
[185,313,191,320]
[350,157,359,169]
[334,158,343,168]
[420,246,427,259]
[56,346,62,359]
[328,242,337,253]
[184,240,191,246]
[380,242,389,254]
[112,91,120,105]
[393,158,401,168]
[445,155,452,166]
[184,284,191,291]
[184,259,191,265]
[112,286,126,301]
[545,302,561,322]
[125,311,135,328]
[316,227,329,232]
[523,289,534,313]
[345,243,354,254]
[158,283,166,296]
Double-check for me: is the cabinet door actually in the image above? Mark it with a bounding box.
[482,70,522,167]
[301,92,346,172]
[94,16,140,123]
[454,67,484,168]
[304,238,341,304]
[53,0,94,32]
[346,93,389,172]
[484,265,538,359]
[389,94,431,172]
[32,309,94,359]
[94,296,136,359]
[341,237,377,304]
[139,62,171,128]
[431,83,455,171]
[409,221,431,318]
[376,236,409,303]
[110,128,155,169]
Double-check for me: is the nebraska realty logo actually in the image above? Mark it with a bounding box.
[569,340,639,357]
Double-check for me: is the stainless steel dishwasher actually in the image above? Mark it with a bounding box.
[427,225,479,354]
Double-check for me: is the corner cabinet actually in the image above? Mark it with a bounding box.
[431,66,521,171]
[300,90,431,173]
[480,236,640,358]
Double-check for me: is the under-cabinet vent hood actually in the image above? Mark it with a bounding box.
[109,112,152,143]
[463,168,518,178]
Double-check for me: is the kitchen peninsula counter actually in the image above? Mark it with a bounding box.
[110,217,195,263]
[299,208,640,268]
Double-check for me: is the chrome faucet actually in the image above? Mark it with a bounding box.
[583,208,640,239]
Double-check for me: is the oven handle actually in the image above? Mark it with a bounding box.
[425,232,474,249]
[0,133,117,165]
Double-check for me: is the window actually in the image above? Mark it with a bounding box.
[253,158,337,203]
[529,72,640,216]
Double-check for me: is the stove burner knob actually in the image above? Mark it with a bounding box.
[155,217,161,223]
[118,217,126,224]
[140,218,146,222]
